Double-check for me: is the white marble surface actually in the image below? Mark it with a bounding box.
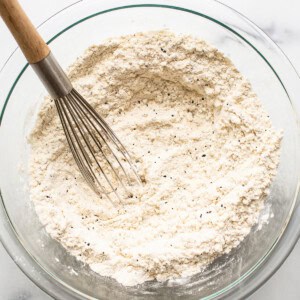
[0,0,299,299]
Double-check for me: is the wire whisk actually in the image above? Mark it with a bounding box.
[0,0,140,202]
[55,89,140,202]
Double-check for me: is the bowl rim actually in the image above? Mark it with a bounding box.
[0,1,299,299]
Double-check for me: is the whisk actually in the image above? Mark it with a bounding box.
[0,0,140,201]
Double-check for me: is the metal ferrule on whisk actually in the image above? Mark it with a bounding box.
[31,52,73,99]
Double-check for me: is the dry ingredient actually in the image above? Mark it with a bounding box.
[29,31,281,286]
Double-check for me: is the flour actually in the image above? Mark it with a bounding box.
[28,31,281,286]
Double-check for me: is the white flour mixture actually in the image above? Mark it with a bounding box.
[29,31,281,286]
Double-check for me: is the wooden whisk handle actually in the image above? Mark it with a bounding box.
[0,0,50,64]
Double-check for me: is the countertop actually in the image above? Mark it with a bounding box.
[0,0,299,299]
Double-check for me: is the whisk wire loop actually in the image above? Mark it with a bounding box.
[54,89,139,201]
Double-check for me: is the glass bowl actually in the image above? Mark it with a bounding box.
[0,0,299,299]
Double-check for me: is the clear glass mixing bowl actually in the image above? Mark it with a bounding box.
[0,0,299,299]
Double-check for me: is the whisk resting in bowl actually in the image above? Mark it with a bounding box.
[0,0,140,202]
